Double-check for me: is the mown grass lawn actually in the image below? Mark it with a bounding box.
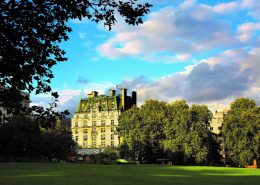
[0,163,259,185]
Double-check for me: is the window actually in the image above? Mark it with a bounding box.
[92,142,96,147]
[101,120,106,126]
[84,114,88,119]
[75,122,78,127]
[218,126,222,130]
[92,121,96,126]
[83,121,88,127]
[93,113,97,118]
[111,134,114,140]
[92,128,96,132]
[111,127,115,132]
[101,128,105,133]
[111,120,114,125]
[92,135,97,140]
[75,129,78,134]
[101,113,106,118]
[83,142,87,147]
[75,136,78,141]
[83,129,88,134]
[101,141,106,147]
[83,135,88,141]
[111,141,114,147]
[101,134,106,140]
[76,115,79,118]
[210,127,213,130]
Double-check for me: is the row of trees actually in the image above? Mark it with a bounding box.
[118,99,220,165]
[0,114,75,161]
[117,98,259,166]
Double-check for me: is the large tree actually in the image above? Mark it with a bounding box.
[0,0,151,113]
[222,97,260,166]
[163,101,219,165]
[118,100,167,162]
[118,99,220,164]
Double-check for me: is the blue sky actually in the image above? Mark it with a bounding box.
[31,0,260,113]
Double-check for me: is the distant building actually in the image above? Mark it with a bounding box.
[71,88,136,148]
[210,110,228,135]
[0,87,30,121]
[210,110,228,159]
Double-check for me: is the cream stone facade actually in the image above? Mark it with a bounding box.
[71,88,136,148]
[210,110,228,159]
[210,110,228,134]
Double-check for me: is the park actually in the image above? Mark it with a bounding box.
[1,1,260,185]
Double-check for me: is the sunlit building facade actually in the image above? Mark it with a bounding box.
[71,88,136,148]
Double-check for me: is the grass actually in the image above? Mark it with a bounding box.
[0,163,259,185]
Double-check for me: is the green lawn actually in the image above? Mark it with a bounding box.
[0,163,259,185]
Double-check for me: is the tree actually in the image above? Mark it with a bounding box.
[186,105,219,164]
[0,0,152,113]
[163,101,219,165]
[0,115,41,160]
[163,100,190,163]
[118,100,167,162]
[0,114,75,161]
[118,99,220,164]
[222,97,260,166]
[41,118,76,161]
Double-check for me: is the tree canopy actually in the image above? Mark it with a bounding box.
[0,115,75,161]
[118,99,220,164]
[118,100,167,162]
[0,0,152,113]
[222,97,260,166]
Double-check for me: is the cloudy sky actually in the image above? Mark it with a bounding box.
[31,0,260,113]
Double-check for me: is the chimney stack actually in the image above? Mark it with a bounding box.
[88,91,98,97]
[121,88,127,110]
[132,91,137,106]
[109,89,116,96]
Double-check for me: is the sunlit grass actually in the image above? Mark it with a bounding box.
[0,163,259,185]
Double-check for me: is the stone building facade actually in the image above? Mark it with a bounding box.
[71,88,136,148]
[210,110,228,159]
[210,110,228,135]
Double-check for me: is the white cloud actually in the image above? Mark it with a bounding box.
[97,3,238,60]
[241,0,260,19]
[32,47,260,114]
[238,22,260,42]
[212,1,240,14]
[117,48,260,108]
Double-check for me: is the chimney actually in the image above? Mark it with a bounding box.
[88,91,98,97]
[109,89,116,96]
[121,88,127,111]
[132,91,137,106]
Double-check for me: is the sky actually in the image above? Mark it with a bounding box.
[31,0,260,113]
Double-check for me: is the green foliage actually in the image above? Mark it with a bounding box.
[118,100,167,162]
[118,99,220,165]
[163,101,219,164]
[222,97,260,166]
[0,115,41,159]
[103,146,120,161]
[0,115,75,161]
[0,0,152,113]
